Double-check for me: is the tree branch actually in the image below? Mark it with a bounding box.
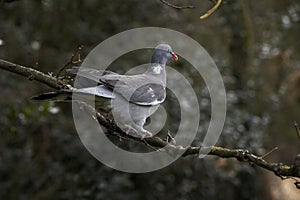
[0,58,299,187]
[0,59,65,90]
[200,0,222,19]
[159,0,194,9]
[158,0,223,19]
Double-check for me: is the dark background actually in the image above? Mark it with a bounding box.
[0,0,300,199]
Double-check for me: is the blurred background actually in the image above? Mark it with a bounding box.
[0,0,300,199]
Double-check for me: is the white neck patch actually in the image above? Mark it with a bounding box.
[152,65,163,74]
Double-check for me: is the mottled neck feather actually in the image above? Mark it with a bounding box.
[145,63,166,85]
[146,51,167,74]
[150,53,168,66]
[146,63,165,74]
[145,50,168,85]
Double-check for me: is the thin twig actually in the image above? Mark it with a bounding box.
[260,147,279,159]
[159,0,194,9]
[166,130,176,145]
[56,45,83,77]
[143,139,162,152]
[200,0,222,19]
[294,121,300,141]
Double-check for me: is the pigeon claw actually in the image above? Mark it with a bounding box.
[140,130,153,139]
[123,125,138,135]
[123,125,153,139]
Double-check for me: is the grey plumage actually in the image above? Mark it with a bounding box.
[32,44,178,137]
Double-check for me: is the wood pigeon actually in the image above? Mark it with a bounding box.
[33,44,178,138]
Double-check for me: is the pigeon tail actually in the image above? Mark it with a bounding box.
[32,86,115,102]
[32,90,73,101]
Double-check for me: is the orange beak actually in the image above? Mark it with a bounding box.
[171,52,178,61]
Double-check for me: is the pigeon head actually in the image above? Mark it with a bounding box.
[150,44,178,65]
